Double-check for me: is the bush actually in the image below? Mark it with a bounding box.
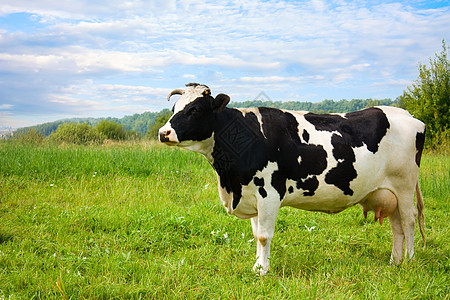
[48,122,103,145]
[95,120,127,141]
[13,128,45,145]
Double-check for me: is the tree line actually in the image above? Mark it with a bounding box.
[230,98,397,113]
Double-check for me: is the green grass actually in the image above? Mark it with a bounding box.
[0,142,449,299]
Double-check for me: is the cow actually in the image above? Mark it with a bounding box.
[158,83,426,275]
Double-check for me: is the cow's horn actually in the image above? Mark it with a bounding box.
[167,89,185,101]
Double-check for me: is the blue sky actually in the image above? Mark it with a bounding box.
[0,0,449,128]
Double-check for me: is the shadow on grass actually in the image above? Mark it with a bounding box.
[0,231,14,244]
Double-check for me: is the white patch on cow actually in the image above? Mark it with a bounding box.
[297,156,302,164]
[217,176,259,220]
[180,134,215,162]
[173,85,210,113]
[222,161,280,219]
[217,175,235,215]
[286,179,297,192]
[158,121,179,143]
[294,113,341,180]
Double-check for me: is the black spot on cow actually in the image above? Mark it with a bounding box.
[254,177,264,187]
[296,177,320,196]
[304,107,390,195]
[288,186,294,194]
[325,134,357,195]
[415,130,426,167]
[258,107,328,200]
[302,129,310,143]
[304,108,390,153]
[254,177,267,198]
[259,188,268,198]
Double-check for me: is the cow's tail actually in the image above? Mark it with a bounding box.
[416,180,426,249]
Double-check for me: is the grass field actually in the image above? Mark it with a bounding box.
[0,141,449,299]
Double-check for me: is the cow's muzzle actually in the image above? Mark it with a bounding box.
[159,130,171,142]
[158,129,178,145]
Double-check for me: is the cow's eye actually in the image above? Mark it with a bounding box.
[187,107,199,115]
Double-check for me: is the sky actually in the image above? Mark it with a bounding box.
[0,0,449,128]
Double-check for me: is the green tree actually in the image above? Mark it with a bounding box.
[399,40,450,149]
[95,120,127,141]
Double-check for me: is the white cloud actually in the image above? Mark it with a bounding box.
[239,75,326,84]
[183,74,197,79]
[0,0,449,127]
[0,104,13,109]
[371,78,413,88]
[240,76,298,83]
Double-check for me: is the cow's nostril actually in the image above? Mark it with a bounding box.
[159,130,172,143]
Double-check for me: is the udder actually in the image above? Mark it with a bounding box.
[359,189,397,225]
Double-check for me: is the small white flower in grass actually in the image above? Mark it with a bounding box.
[223,232,230,244]
[178,258,185,266]
[204,183,209,190]
[304,225,316,232]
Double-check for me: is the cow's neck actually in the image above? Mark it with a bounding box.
[181,135,215,162]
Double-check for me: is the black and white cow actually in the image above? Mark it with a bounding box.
[159,83,426,275]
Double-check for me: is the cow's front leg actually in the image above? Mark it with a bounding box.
[250,216,261,263]
[251,201,280,275]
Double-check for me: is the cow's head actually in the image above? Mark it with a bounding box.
[158,83,230,150]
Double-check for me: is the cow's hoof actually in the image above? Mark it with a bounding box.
[253,263,269,275]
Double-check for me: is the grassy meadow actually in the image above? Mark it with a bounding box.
[0,141,448,299]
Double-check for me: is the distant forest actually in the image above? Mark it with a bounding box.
[21,98,398,136]
[230,98,397,113]
[17,109,171,137]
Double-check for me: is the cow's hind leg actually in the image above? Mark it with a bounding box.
[397,190,417,261]
[388,207,404,264]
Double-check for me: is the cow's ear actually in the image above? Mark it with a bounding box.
[212,93,230,113]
